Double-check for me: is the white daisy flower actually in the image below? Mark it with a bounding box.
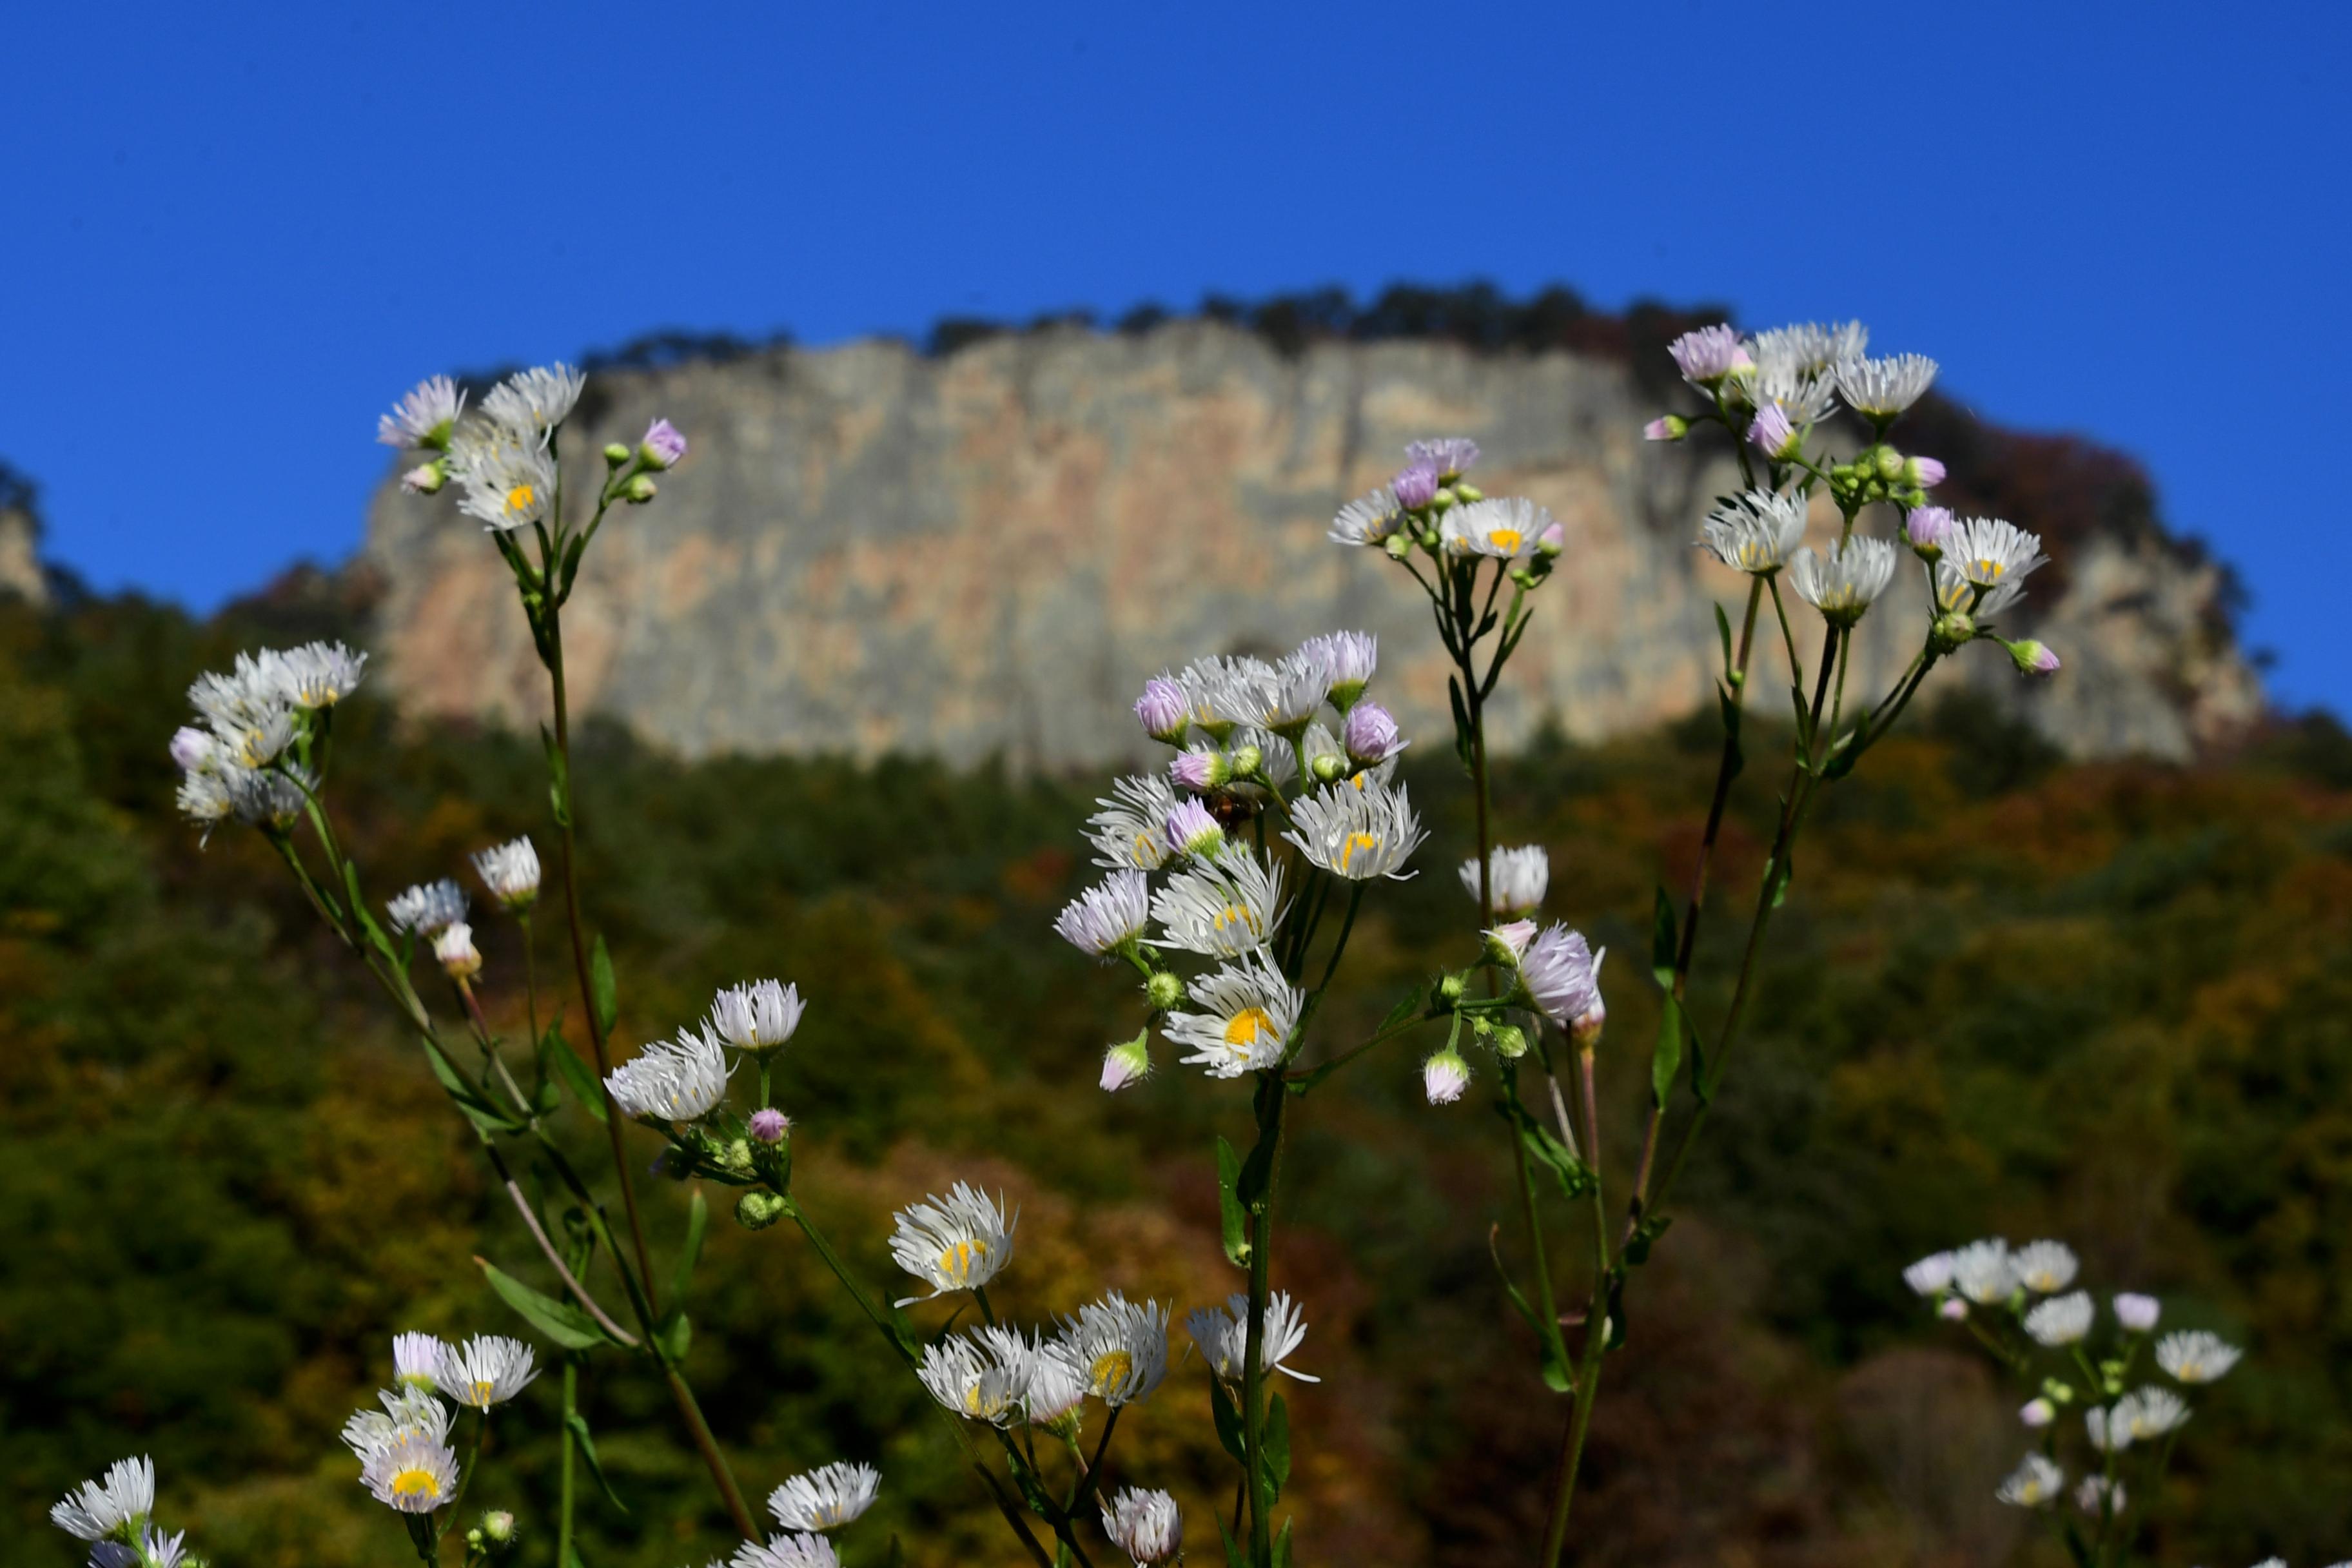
[1902,1251,1955,1296]
[361,1431,461,1513]
[2075,1476,2126,1516]
[1088,773,1181,872]
[480,363,587,437]
[1698,490,1808,575]
[1460,845,1549,916]
[1298,631,1377,707]
[1952,1239,2015,1304]
[342,1387,454,1461]
[1788,536,1898,625]
[1513,923,1602,1029]
[1179,655,1282,736]
[1994,1451,2063,1507]
[1153,854,1285,959]
[2155,1329,2242,1384]
[708,978,807,1054]
[2085,1404,2132,1454]
[386,879,468,937]
[1164,955,1303,1078]
[1057,1292,1171,1407]
[767,1460,881,1533]
[270,641,369,708]
[1934,557,2026,619]
[2012,1240,2079,1294]
[393,1331,452,1391]
[1750,321,1868,380]
[917,1333,1025,1426]
[449,418,560,533]
[471,837,542,911]
[1101,1486,1184,1565]
[439,1333,538,1409]
[1284,774,1426,881]
[1056,870,1153,957]
[378,375,466,450]
[1261,647,1333,732]
[2113,1293,2161,1333]
[2116,1386,2190,1440]
[1018,1336,1089,1431]
[1329,485,1403,547]
[1945,516,2048,591]
[50,1457,154,1541]
[604,1026,732,1122]
[734,1536,841,1568]
[1836,353,1939,420]
[888,1182,1015,1304]
[1442,496,1550,561]
[2024,1291,2095,1346]
[433,920,482,980]
[1185,1291,1318,1384]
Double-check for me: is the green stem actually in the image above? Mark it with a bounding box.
[438,1409,487,1538]
[1540,1045,1614,1568]
[558,1359,578,1568]
[1240,1072,1288,1566]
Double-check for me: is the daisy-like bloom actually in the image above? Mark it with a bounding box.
[889,1182,1015,1304]
[1668,324,1747,387]
[1133,676,1190,743]
[1423,1046,1471,1104]
[1284,774,1426,881]
[735,1534,843,1568]
[1406,436,1480,479]
[2006,640,2063,678]
[1057,1292,1171,1407]
[92,1524,191,1568]
[1836,353,1939,422]
[471,836,542,911]
[1164,954,1302,1078]
[2024,1291,2095,1346]
[2075,1476,2126,1516]
[1262,647,1334,733]
[1514,923,1602,1029]
[1057,870,1154,957]
[2115,1386,2190,1440]
[2020,1397,2055,1428]
[433,921,482,980]
[1905,505,1955,558]
[2012,1240,2079,1294]
[50,1457,155,1541]
[749,1106,790,1144]
[2113,1293,2161,1333]
[1101,1486,1184,1566]
[1186,1291,1318,1384]
[768,1461,881,1533]
[1088,773,1181,872]
[1153,854,1284,959]
[1179,655,1281,736]
[1460,845,1549,917]
[361,1431,461,1514]
[480,362,587,436]
[1752,320,1868,380]
[640,417,689,469]
[1934,558,2025,620]
[1341,700,1406,769]
[2084,1404,2132,1454]
[917,1333,1025,1426]
[1164,798,1226,861]
[1902,1251,1955,1296]
[1019,1337,1090,1432]
[1788,536,1898,625]
[1946,516,2048,591]
[1298,630,1377,709]
[2155,1329,2242,1384]
[393,1331,450,1391]
[387,878,468,937]
[1442,496,1551,561]
[1329,484,1404,547]
[1994,1452,2064,1507]
[447,413,561,533]
[342,1386,454,1460]
[709,977,808,1054]
[1750,357,1841,426]
[271,640,369,708]
[604,1026,732,1123]
[378,374,466,450]
[439,1333,538,1408]
[1951,1239,2015,1304]
[1747,403,1802,461]
[1391,461,1441,510]
[1101,1032,1153,1092]
[1697,490,1808,575]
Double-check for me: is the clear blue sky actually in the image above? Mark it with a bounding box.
[6,1,2346,712]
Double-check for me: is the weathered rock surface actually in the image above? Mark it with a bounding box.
[360,322,2262,766]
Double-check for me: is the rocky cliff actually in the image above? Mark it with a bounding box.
[360,320,2261,766]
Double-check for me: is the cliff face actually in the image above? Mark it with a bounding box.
[360,322,2261,766]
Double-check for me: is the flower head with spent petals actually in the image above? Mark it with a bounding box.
[2075,1476,2125,1517]
[2155,1329,2242,1383]
[1057,870,1154,958]
[1442,496,1550,561]
[1424,1047,1471,1104]
[361,1431,460,1514]
[2012,1240,2079,1293]
[1164,954,1302,1078]
[378,375,466,451]
[605,1027,732,1123]
[1668,324,1749,387]
[1153,854,1284,959]
[1698,490,1808,575]
[1460,845,1549,917]
[1789,536,1897,625]
[1329,485,1404,547]
[1752,320,1868,380]
[387,879,468,937]
[1057,1292,1171,1406]
[471,837,541,910]
[1512,923,1602,1029]
[2024,1291,2094,1346]
[439,1334,538,1408]
[1088,773,1181,872]
[1995,1452,2064,1507]
[1187,1292,1318,1384]
[1903,1251,1955,1296]
[50,1457,154,1541]
[768,1462,881,1532]
[889,1182,1015,1304]
[1836,353,1939,421]
[1102,1487,1184,1565]
[480,363,586,437]
[708,978,807,1055]
[1934,558,2024,620]
[1391,462,1440,510]
[1285,774,1426,881]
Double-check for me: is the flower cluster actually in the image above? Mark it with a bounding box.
[338,1331,538,1520]
[168,641,366,840]
[50,1456,208,1568]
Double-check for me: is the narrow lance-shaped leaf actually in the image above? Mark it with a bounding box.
[477,1259,616,1351]
[671,1188,708,1306]
[1487,1224,1574,1393]
[589,934,618,1037]
[565,1407,630,1514]
[1215,1137,1251,1266]
[1650,886,1677,990]
[542,1018,607,1123]
[1651,994,1685,1110]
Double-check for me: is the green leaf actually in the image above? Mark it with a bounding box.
[671,1189,709,1307]
[1767,847,1794,909]
[423,1037,518,1136]
[1274,1517,1295,1568]
[1379,982,1428,1037]
[653,1308,691,1364]
[883,1536,905,1568]
[565,1547,587,1568]
[1264,1391,1291,1500]
[1714,602,1734,678]
[1215,1137,1251,1267]
[478,1259,614,1351]
[1789,683,1814,747]
[540,724,571,828]
[1650,994,1685,1110]
[1649,886,1677,990]
[1237,1133,1277,1211]
[589,935,618,1038]
[1216,1512,1247,1568]
[1495,1082,1593,1198]
[1209,1376,1249,1465]
[565,1409,630,1514]
[1822,727,1862,780]
[1624,1214,1674,1268]
[1447,675,1473,765]
[1486,1224,1573,1392]
[543,1021,608,1122]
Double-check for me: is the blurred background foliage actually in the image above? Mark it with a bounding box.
[3,582,2347,1568]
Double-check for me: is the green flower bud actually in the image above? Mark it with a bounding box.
[1430,488,1458,513]
[2043,1377,2077,1404]
[1492,1024,1528,1059]
[1454,483,1484,503]
[1228,743,1262,779]
[735,1190,789,1230]
[1384,533,1413,562]
[482,1511,517,1544]
[1144,970,1186,1012]
[623,474,658,504]
[603,442,632,467]
[1874,446,1907,482]
[1438,972,1465,1003]
[1310,751,1346,784]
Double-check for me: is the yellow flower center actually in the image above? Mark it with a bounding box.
[506,483,537,514]
[1132,832,1157,865]
[938,1238,989,1284]
[1089,1348,1134,1394]
[1224,1006,1273,1055]
[1489,529,1522,554]
[1976,557,2003,579]
[1338,830,1381,872]
[391,1466,443,1500]
[1212,902,1260,936]
[471,1380,497,1405]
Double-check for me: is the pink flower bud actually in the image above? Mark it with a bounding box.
[1391,462,1440,510]
[1342,700,1404,766]
[1133,677,1189,743]
[1643,415,1689,442]
[749,1107,789,1144]
[640,418,688,469]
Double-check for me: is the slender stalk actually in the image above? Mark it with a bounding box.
[438,1409,487,1538]
[1540,1045,1613,1568]
[660,1362,759,1541]
[558,1359,578,1568]
[1240,1073,1288,1566]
